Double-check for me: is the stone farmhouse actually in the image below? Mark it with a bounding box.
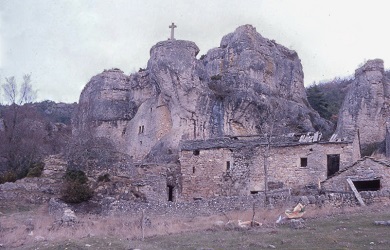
[178,133,361,201]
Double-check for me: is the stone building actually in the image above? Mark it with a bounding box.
[178,134,361,201]
[322,157,390,192]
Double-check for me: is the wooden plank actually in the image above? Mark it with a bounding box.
[347,178,366,206]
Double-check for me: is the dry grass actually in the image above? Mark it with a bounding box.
[1,202,390,249]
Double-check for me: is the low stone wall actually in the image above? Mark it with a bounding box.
[99,190,390,217]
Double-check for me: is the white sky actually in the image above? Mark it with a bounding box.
[0,0,389,103]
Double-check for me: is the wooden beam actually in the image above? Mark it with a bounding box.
[347,178,366,206]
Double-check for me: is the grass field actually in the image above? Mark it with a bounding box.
[2,203,390,250]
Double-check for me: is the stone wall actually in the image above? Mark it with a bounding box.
[102,190,390,218]
[180,139,359,201]
[180,148,232,200]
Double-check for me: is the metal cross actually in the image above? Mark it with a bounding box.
[169,22,177,40]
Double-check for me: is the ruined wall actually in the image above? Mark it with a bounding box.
[180,140,358,201]
[265,142,357,190]
[180,148,232,200]
[322,158,390,191]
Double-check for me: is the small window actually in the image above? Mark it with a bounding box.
[300,157,308,167]
[140,141,142,145]
[193,150,200,156]
[139,125,145,134]
[353,179,380,191]
[167,185,174,202]
[226,161,231,171]
[192,166,196,174]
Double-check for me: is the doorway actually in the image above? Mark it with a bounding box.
[327,154,340,177]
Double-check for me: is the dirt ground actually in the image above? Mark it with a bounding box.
[1,202,390,249]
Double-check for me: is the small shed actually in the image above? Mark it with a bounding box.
[322,157,390,192]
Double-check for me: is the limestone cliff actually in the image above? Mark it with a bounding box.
[73,25,331,162]
[335,59,390,152]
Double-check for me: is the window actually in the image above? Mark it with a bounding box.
[167,185,174,202]
[192,166,196,174]
[139,125,145,134]
[353,180,380,191]
[226,161,231,171]
[193,150,200,156]
[300,157,308,167]
[327,154,340,177]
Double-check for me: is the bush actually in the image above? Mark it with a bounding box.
[210,74,222,81]
[61,181,93,203]
[0,171,17,184]
[97,173,110,182]
[27,162,45,177]
[64,169,88,184]
[61,169,93,203]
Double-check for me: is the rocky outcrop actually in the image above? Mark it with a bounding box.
[73,25,331,163]
[335,59,390,152]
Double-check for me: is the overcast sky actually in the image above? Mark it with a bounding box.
[0,0,389,103]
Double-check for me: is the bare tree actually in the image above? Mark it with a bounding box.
[2,74,37,105]
[0,75,44,182]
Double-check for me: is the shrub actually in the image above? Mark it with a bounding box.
[64,169,88,184]
[97,173,110,182]
[61,180,93,203]
[0,171,17,184]
[210,74,222,81]
[27,162,45,177]
[61,169,93,203]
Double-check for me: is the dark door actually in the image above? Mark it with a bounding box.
[327,154,340,177]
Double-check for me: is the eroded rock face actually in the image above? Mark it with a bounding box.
[200,25,330,136]
[73,25,331,162]
[335,59,390,150]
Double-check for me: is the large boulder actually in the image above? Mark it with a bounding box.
[335,59,390,152]
[201,25,331,136]
[73,25,332,163]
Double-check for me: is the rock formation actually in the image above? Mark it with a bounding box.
[335,59,390,153]
[73,25,331,162]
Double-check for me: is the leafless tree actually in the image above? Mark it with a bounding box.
[65,133,120,174]
[2,74,37,105]
[0,75,44,181]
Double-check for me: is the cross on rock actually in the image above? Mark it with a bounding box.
[169,22,177,40]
